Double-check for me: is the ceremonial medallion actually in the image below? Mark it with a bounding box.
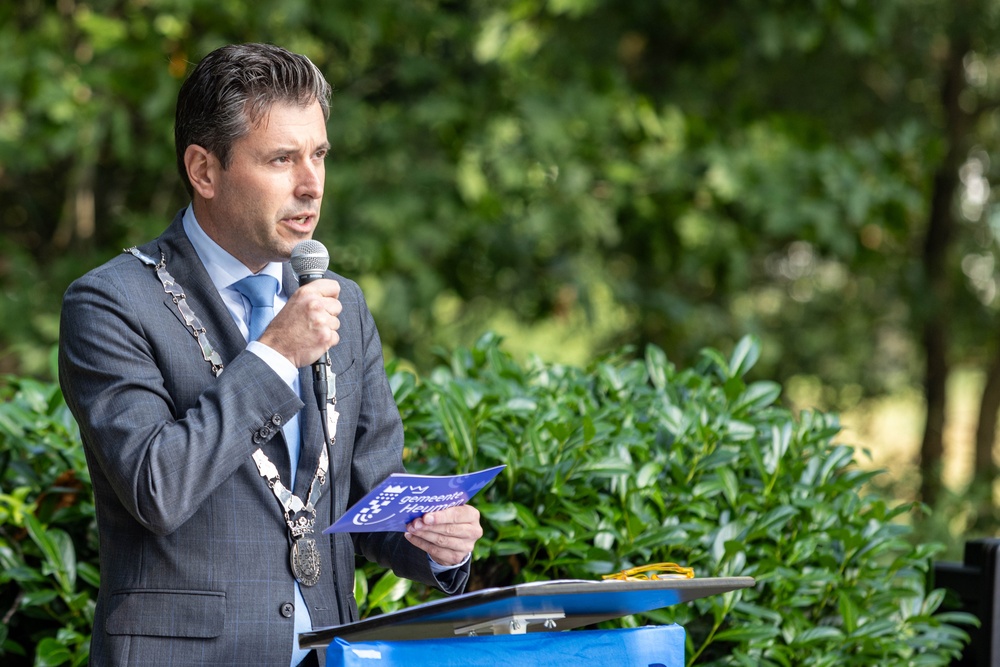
[290,536,322,587]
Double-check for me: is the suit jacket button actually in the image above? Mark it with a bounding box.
[280,602,294,618]
[259,426,271,438]
[272,414,283,426]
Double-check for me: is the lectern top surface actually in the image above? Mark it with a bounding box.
[299,576,755,647]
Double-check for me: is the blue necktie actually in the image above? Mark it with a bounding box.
[232,274,279,342]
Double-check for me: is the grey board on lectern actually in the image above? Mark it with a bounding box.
[299,576,755,648]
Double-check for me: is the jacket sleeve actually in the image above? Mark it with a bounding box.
[58,261,304,536]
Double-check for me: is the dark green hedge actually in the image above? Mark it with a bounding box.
[1,336,974,666]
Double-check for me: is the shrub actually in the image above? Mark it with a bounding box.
[1,337,975,665]
[0,373,96,667]
[362,333,974,666]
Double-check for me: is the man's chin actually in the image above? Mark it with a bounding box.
[276,233,315,259]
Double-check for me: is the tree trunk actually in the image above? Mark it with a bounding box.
[917,21,970,506]
[974,356,1000,485]
[919,317,948,506]
[971,353,1000,531]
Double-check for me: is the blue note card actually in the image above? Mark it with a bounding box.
[323,465,506,533]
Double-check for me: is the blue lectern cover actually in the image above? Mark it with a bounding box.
[325,624,685,667]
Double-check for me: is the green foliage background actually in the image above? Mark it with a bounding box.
[2,0,1000,664]
[0,0,989,389]
[0,337,977,665]
[6,1,1000,512]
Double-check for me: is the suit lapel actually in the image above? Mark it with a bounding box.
[142,212,249,367]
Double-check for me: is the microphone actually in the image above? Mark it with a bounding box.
[290,240,331,410]
[290,239,330,284]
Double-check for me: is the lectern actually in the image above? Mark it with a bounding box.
[300,576,755,666]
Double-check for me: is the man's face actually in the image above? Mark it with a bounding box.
[198,100,330,272]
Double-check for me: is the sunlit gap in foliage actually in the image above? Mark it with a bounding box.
[960,148,998,306]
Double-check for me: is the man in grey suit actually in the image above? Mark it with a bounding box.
[58,43,482,666]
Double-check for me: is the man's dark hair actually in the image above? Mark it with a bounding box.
[174,43,332,196]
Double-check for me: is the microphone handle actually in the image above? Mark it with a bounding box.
[298,271,330,411]
[312,351,329,408]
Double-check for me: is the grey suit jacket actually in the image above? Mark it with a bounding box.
[58,212,468,666]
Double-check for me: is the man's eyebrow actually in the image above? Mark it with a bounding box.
[263,142,331,155]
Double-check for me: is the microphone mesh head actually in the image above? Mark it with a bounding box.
[290,240,330,280]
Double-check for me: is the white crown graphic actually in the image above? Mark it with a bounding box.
[384,485,406,494]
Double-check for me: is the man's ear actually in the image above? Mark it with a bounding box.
[184,144,218,199]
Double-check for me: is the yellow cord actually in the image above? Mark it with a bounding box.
[602,562,695,581]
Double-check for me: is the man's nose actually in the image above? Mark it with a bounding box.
[296,160,324,199]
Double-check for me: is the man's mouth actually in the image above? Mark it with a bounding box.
[281,213,315,231]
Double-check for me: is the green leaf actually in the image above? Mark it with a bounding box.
[76,561,100,588]
[478,502,519,523]
[729,335,761,378]
[750,505,799,538]
[700,348,731,379]
[726,420,757,441]
[579,458,635,476]
[839,591,859,634]
[793,626,845,645]
[764,423,792,476]
[645,345,671,390]
[815,445,855,486]
[717,467,739,507]
[734,381,782,413]
[636,462,662,488]
[849,618,898,639]
[367,571,411,611]
[21,589,60,607]
[713,624,780,642]
[35,637,72,667]
[493,540,530,556]
[434,392,475,463]
[353,569,369,610]
[24,514,76,593]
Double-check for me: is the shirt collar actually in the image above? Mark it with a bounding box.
[182,205,285,293]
